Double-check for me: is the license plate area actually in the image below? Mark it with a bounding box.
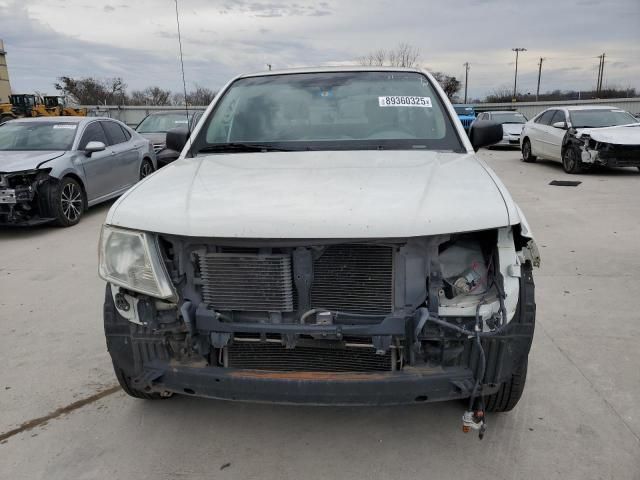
[0,189,16,204]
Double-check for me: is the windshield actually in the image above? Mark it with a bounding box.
[0,122,77,151]
[136,113,193,133]
[195,71,463,153]
[454,106,475,116]
[570,109,638,129]
[492,112,527,124]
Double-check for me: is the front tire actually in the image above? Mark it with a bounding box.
[522,139,537,163]
[562,147,583,174]
[112,363,168,400]
[482,262,535,412]
[484,359,528,412]
[139,159,154,180]
[53,177,85,227]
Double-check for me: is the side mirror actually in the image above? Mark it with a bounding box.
[552,121,567,129]
[468,120,503,152]
[84,141,106,156]
[166,127,190,153]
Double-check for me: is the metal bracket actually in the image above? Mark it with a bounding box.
[372,335,392,355]
[292,247,313,312]
[132,365,165,386]
[427,247,444,314]
[210,332,232,348]
[282,333,298,349]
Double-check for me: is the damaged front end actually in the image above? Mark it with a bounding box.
[566,130,640,169]
[0,169,57,225]
[102,225,538,407]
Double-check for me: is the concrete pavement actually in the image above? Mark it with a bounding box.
[1,149,639,479]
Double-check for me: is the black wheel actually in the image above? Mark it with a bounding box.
[562,147,582,174]
[484,358,528,412]
[103,286,172,400]
[139,159,154,179]
[521,138,536,163]
[480,262,535,413]
[53,177,85,227]
[112,362,169,400]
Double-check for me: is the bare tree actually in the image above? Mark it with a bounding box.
[55,76,127,105]
[432,72,462,99]
[359,43,420,68]
[394,42,420,68]
[130,86,172,106]
[173,85,217,106]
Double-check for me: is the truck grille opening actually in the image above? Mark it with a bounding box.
[199,253,294,312]
[310,244,394,315]
[226,341,393,372]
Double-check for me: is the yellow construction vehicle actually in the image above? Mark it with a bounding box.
[43,95,88,117]
[0,94,86,124]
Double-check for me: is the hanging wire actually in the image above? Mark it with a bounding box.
[174,0,191,137]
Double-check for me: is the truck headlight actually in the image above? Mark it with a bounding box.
[98,225,176,300]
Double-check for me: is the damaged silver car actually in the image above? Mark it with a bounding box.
[0,117,156,226]
[100,67,540,437]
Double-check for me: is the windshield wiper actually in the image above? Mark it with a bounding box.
[198,143,296,153]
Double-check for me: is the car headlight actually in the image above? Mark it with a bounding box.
[98,225,176,300]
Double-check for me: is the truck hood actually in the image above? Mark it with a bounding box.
[107,150,513,238]
[576,123,640,145]
[0,150,66,172]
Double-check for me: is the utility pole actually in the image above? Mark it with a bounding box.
[463,62,470,103]
[536,57,545,102]
[512,48,527,101]
[596,54,603,95]
[596,53,605,95]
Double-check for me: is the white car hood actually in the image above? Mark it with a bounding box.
[576,123,640,145]
[107,150,513,238]
[502,123,525,136]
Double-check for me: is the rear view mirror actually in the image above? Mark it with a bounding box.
[166,127,190,153]
[552,121,567,129]
[84,141,106,156]
[468,120,503,152]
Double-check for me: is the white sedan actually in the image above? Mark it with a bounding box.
[475,111,527,147]
[520,105,640,173]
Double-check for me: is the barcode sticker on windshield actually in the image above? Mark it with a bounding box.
[52,124,77,129]
[379,96,431,107]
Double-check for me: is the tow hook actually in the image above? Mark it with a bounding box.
[462,410,486,440]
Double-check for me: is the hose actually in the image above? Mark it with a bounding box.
[179,300,194,335]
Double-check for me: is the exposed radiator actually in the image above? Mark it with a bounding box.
[226,341,393,372]
[199,253,294,312]
[310,244,394,315]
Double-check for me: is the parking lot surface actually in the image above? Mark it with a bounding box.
[1,149,639,479]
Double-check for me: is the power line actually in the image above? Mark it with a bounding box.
[174,0,190,135]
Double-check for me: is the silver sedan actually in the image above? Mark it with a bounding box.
[0,116,156,226]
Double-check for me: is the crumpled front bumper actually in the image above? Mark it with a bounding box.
[152,364,487,406]
[104,265,536,406]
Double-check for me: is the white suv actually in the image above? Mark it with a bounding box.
[99,67,539,431]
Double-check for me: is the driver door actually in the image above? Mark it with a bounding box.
[545,110,568,161]
[76,121,115,201]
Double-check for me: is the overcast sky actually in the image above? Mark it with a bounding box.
[1,0,638,100]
